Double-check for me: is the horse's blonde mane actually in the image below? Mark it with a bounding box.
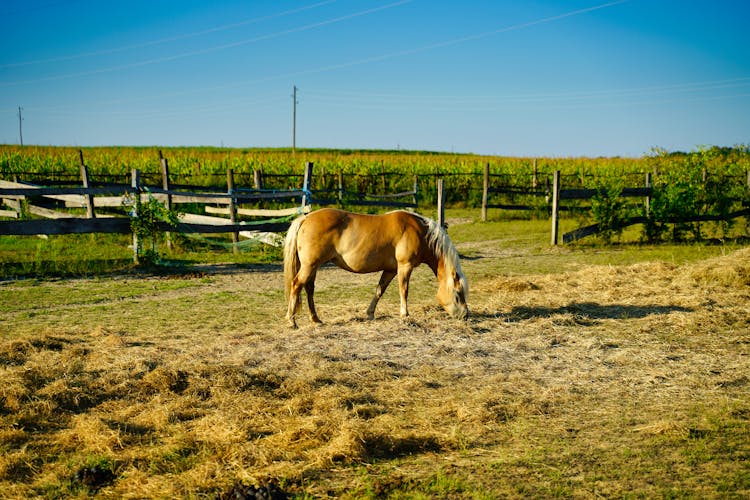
[406,212,468,298]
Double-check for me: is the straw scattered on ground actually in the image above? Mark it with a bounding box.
[0,244,748,497]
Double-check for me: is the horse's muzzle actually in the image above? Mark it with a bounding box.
[451,305,469,320]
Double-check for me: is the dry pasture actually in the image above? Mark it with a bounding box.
[0,225,749,498]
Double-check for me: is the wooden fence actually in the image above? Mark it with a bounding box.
[3,155,749,250]
[309,173,418,209]
[548,171,750,244]
[480,164,749,244]
[0,160,427,259]
[480,161,548,220]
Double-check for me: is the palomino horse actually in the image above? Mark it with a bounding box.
[283,208,469,328]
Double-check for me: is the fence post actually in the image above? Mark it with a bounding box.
[160,151,173,249]
[338,171,344,203]
[159,153,172,211]
[550,170,560,245]
[437,178,445,228]
[481,162,489,222]
[532,158,538,190]
[227,168,239,254]
[645,172,652,215]
[302,162,313,208]
[78,150,95,219]
[413,174,419,208]
[131,169,141,263]
[253,169,263,190]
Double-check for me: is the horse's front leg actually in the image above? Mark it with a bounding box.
[397,265,413,318]
[367,270,396,320]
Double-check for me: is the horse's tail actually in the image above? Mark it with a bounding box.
[283,214,305,302]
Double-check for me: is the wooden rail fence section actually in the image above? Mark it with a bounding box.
[0,160,424,248]
[309,173,419,209]
[481,164,749,244]
[0,166,309,244]
[481,161,548,221]
[549,170,750,245]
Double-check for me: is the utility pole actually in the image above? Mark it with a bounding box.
[17,106,23,146]
[292,85,298,154]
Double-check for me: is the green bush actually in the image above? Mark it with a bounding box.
[588,178,629,244]
[123,190,180,265]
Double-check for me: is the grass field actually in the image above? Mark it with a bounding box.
[1,214,749,498]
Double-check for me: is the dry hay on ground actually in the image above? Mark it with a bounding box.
[0,248,748,497]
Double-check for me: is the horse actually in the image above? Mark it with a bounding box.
[283,208,469,328]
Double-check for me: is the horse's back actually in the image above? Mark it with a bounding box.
[297,209,425,272]
[302,208,419,237]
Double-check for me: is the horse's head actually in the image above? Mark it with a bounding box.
[437,266,469,320]
[421,214,469,319]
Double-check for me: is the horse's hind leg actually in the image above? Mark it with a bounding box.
[286,279,303,329]
[287,264,318,328]
[367,270,396,320]
[305,270,322,324]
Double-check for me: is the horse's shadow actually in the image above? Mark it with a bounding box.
[473,301,694,323]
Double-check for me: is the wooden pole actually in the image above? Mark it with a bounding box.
[253,169,263,190]
[532,158,538,190]
[338,171,344,203]
[481,162,489,222]
[302,162,313,208]
[645,172,652,215]
[413,174,419,208]
[160,151,173,249]
[78,150,95,219]
[437,178,445,228]
[160,153,172,211]
[227,168,239,254]
[131,169,141,263]
[551,170,560,246]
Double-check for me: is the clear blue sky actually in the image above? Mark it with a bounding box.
[1,0,748,157]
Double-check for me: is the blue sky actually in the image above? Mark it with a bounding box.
[1,0,748,156]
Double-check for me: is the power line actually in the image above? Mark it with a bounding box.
[0,0,415,86]
[303,77,750,108]
[1,0,340,69]
[0,0,629,97]
[270,0,631,82]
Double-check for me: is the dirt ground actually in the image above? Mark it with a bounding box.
[0,237,749,498]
